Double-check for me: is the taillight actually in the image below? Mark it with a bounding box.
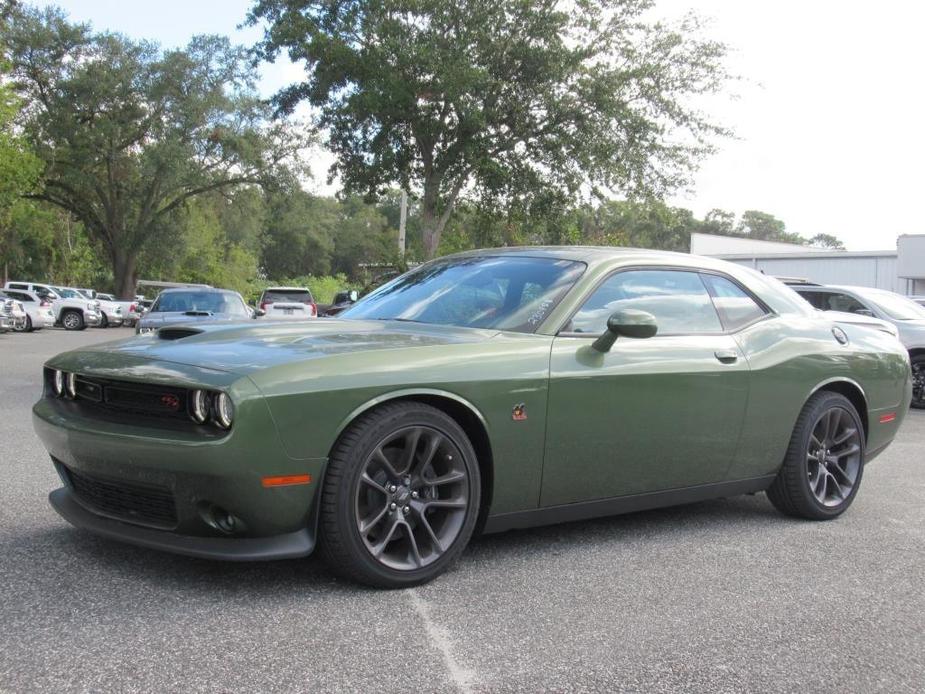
[309,302,317,317]
[129,303,137,313]
[260,301,270,310]
[40,299,51,307]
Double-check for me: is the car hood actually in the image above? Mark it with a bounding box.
[79,319,500,375]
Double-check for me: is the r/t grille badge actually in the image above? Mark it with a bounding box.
[512,403,527,421]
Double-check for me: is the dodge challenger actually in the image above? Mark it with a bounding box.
[34,247,912,587]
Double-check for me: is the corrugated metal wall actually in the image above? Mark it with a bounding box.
[722,255,904,292]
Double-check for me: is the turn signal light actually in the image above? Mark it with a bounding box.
[262,474,312,488]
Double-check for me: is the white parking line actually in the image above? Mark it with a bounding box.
[407,589,476,693]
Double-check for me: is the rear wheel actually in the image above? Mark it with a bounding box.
[14,315,32,333]
[911,354,925,409]
[320,402,481,588]
[767,392,864,520]
[61,311,85,331]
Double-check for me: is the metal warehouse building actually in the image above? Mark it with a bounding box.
[691,232,925,296]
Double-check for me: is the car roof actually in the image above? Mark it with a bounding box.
[158,287,239,295]
[262,286,312,292]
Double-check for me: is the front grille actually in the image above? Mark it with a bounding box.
[63,465,178,529]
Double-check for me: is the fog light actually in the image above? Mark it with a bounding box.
[65,372,77,399]
[214,392,234,429]
[53,370,64,396]
[190,389,209,423]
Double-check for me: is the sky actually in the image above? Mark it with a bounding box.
[50,0,925,251]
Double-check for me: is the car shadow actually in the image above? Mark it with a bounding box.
[6,491,788,607]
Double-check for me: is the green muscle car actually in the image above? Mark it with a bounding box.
[34,247,912,587]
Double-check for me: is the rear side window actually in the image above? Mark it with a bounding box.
[569,269,723,335]
[8,283,28,290]
[702,274,768,331]
[262,289,314,304]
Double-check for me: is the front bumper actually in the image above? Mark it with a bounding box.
[50,487,314,560]
[33,361,326,561]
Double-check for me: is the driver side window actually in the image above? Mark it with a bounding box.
[569,269,723,335]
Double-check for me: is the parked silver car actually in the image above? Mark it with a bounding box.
[790,283,925,408]
[0,289,56,331]
[73,288,124,327]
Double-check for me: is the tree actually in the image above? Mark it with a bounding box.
[0,57,42,282]
[4,6,309,297]
[249,0,732,258]
[808,233,845,250]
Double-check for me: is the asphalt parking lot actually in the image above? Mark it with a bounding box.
[1,328,923,693]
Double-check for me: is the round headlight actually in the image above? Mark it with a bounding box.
[214,392,234,429]
[190,389,210,424]
[53,370,65,396]
[65,372,77,399]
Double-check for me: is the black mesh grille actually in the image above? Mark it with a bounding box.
[64,465,178,529]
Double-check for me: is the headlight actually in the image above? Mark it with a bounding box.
[190,390,210,424]
[65,372,77,399]
[213,393,234,429]
[53,370,65,396]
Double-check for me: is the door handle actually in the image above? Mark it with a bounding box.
[714,349,739,364]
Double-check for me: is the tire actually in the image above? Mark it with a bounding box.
[767,391,865,520]
[14,315,32,333]
[99,313,109,328]
[319,402,482,588]
[61,310,85,331]
[911,354,925,409]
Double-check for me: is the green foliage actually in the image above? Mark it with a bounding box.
[250,0,734,257]
[4,5,309,296]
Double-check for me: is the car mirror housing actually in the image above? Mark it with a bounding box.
[592,309,658,353]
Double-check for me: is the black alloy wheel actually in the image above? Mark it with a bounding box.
[767,391,865,520]
[320,402,481,588]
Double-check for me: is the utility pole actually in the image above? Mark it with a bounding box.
[398,190,407,256]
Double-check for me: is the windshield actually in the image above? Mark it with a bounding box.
[341,255,585,332]
[856,288,925,320]
[262,289,314,303]
[52,287,80,299]
[151,291,249,316]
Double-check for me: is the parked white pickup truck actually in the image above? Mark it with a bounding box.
[74,288,124,327]
[95,293,138,327]
[3,281,102,330]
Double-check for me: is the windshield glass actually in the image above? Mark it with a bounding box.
[52,287,80,299]
[151,291,249,316]
[856,288,925,320]
[262,289,314,303]
[341,255,585,332]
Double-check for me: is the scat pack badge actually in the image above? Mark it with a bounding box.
[511,403,527,421]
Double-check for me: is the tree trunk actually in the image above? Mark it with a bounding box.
[420,179,440,259]
[113,250,137,299]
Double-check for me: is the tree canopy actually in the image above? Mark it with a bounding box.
[249,0,733,257]
[3,5,309,296]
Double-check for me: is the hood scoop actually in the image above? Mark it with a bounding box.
[158,327,204,341]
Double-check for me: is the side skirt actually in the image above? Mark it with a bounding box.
[482,475,777,534]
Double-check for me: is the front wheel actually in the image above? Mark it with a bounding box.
[767,392,865,520]
[14,315,32,333]
[319,402,481,588]
[61,311,85,331]
[911,354,925,409]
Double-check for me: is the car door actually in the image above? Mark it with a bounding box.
[540,268,756,506]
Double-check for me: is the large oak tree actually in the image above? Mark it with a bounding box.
[4,6,309,296]
[250,0,732,257]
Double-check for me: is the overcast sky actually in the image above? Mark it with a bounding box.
[51,0,925,251]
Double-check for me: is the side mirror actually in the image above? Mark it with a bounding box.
[254,308,266,318]
[592,309,658,353]
[854,308,874,317]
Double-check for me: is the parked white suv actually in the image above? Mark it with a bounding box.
[3,282,102,330]
[257,286,318,319]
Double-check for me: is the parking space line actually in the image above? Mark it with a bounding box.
[407,589,475,693]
